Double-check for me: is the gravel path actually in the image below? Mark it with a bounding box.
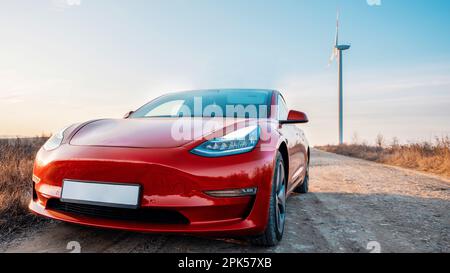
[1,149,449,253]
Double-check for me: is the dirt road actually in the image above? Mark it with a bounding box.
[1,149,449,253]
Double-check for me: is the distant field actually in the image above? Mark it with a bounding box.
[318,138,450,179]
[0,137,48,237]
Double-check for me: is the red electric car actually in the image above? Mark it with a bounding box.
[30,89,310,246]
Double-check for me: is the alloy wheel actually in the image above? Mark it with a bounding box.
[275,161,286,234]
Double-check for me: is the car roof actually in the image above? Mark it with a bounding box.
[167,88,278,95]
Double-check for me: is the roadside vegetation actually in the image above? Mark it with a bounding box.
[318,134,450,179]
[0,137,48,238]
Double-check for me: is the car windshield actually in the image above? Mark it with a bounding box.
[131,89,272,119]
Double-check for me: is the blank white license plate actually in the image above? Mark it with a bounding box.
[61,180,141,209]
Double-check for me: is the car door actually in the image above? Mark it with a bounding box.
[277,95,303,187]
[295,126,308,181]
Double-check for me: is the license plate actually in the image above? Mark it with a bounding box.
[61,180,141,209]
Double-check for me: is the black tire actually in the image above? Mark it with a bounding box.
[294,156,309,194]
[251,152,286,247]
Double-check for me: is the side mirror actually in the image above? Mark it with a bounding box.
[123,111,134,119]
[280,110,309,124]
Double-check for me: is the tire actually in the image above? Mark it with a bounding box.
[251,152,286,247]
[294,156,309,194]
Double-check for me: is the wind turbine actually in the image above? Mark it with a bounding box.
[329,11,351,145]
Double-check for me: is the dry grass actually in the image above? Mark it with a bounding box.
[318,137,450,179]
[0,137,48,237]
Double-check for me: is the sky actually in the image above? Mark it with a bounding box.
[0,0,449,145]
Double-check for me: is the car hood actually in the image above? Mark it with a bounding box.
[69,118,251,148]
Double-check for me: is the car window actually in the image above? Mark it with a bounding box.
[144,100,184,117]
[131,89,271,118]
[278,95,289,120]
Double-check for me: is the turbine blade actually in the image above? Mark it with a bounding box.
[328,9,340,66]
[335,10,340,46]
[328,48,337,66]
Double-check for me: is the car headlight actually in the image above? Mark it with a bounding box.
[191,125,260,157]
[43,126,69,151]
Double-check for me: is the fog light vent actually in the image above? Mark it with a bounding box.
[205,187,257,198]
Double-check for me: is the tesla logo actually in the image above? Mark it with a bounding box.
[367,0,381,6]
[67,241,81,253]
[366,241,381,253]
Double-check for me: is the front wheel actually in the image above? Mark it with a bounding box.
[251,152,286,247]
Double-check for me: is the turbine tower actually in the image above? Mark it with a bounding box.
[329,11,350,145]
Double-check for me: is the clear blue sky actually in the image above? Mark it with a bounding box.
[1,0,449,145]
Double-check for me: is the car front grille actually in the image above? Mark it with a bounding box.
[46,199,190,225]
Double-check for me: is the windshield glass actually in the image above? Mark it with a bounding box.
[131,89,272,119]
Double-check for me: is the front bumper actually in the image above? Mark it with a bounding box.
[30,144,276,236]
